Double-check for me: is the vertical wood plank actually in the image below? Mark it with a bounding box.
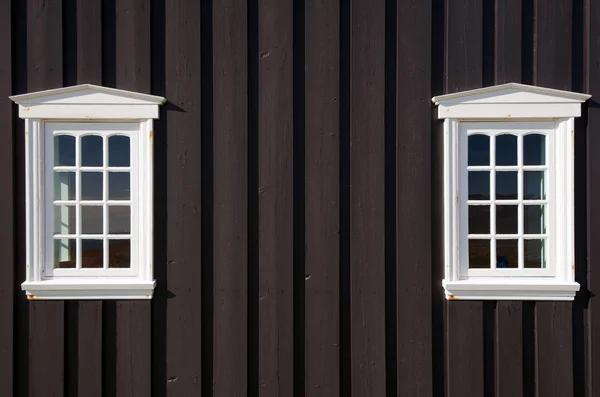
[349,0,386,395]
[0,0,13,394]
[494,3,524,396]
[115,2,152,396]
[257,0,294,394]
[164,0,203,395]
[495,0,522,84]
[27,0,64,395]
[304,0,340,394]
[533,2,574,397]
[75,2,103,396]
[445,1,484,396]
[396,0,432,396]
[212,0,248,395]
[587,1,600,395]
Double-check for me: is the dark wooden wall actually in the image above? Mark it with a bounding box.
[0,0,598,396]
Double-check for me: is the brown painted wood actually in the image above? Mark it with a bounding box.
[349,0,386,395]
[257,0,294,394]
[445,1,484,396]
[495,302,523,397]
[115,2,152,396]
[27,1,64,396]
[163,0,203,395]
[212,0,248,395]
[587,2,600,396]
[533,3,574,397]
[75,2,104,396]
[495,0,522,84]
[396,0,432,396]
[304,0,340,394]
[0,0,13,394]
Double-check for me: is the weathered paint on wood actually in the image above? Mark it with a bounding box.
[0,1,598,396]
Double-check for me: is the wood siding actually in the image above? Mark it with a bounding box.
[0,0,597,396]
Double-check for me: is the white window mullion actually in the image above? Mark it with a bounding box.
[518,134,524,269]
[75,135,82,270]
[103,135,109,270]
[490,134,496,269]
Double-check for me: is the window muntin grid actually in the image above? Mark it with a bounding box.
[44,123,138,278]
[461,125,554,277]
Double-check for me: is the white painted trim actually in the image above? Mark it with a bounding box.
[22,280,156,300]
[10,84,166,104]
[435,83,586,301]
[17,104,159,120]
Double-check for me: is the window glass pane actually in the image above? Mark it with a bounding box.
[495,134,517,166]
[524,134,546,165]
[524,205,546,234]
[109,136,130,167]
[469,205,490,234]
[496,205,518,234]
[54,172,76,201]
[496,171,517,200]
[54,238,76,268]
[109,206,130,234]
[81,206,103,234]
[82,239,103,268]
[524,171,545,200]
[496,239,518,268]
[109,239,131,268]
[109,172,130,200]
[54,135,75,166]
[468,135,490,166]
[54,205,75,234]
[469,239,490,269]
[468,171,490,200]
[81,135,103,167]
[525,239,546,268]
[81,172,103,200]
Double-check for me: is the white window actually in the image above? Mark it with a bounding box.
[433,83,590,301]
[10,84,165,300]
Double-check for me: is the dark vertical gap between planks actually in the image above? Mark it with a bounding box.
[212,0,248,394]
[482,301,495,397]
[304,0,340,394]
[292,0,306,394]
[257,0,295,394]
[521,0,534,85]
[12,1,28,396]
[247,0,259,393]
[0,0,14,394]
[149,0,167,395]
[571,2,587,397]
[102,302,117,397]
[339,0,351,395]
[430,0,445,396]
[482,0,495,87]
[163,0,203,395]
[100,0,115,88]
[200,0,214,395]
[522,302,535,397]
[63,0,77,87]
[27,0,65,394]
[396,0,433,396]
[349,0,387,394]
[384,0,397,394]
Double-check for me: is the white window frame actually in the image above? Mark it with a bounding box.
[433,83,590,301]
[10,84,165,300]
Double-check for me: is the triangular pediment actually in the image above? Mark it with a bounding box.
[432,83,590,106]
[9,84,166,106]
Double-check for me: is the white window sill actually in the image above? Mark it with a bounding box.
[443,279,580,301]
[22,279,156,300]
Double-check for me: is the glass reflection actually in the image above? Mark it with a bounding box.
[109,239,131,268]
[496,171,517,200]
[81,206,103,234]
[468,135,490,166]
[524,205,545,234]
[469,205,490,234]
[54,172,76,201]
[496,205,518,234]
[468,171,490,200]
[496,240,518,268]
[524,171,545,200]
[81,135,103,167]
[496,134,517,166]
[109,172,130,200]
[524,134,546,165]
[54,135,75,166]
[82,239,104,268]
[54,205,75,234]
[108,136,131,167]
[109,206,131,234]
[54,238,76,268]
[469,239,490,268]
[524,239,546,268]
[81,172,103,200]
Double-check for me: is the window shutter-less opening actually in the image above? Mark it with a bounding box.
[432,83,590,301]
[10,84,165,300]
